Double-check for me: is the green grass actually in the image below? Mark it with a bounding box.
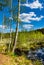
[0,29,44,51]
[0,29,44,65]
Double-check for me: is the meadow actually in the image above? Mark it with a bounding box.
[0,28,44,65]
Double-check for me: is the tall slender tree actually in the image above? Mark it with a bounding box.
[0,0,7,41]
[8,0,13,52]
[12,0,20,53]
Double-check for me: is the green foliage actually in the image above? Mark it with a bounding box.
[0,29,44,65]
[34,60,42,65]
[17,31,44,50]
[0,44,7,53]
[0,29,44,51]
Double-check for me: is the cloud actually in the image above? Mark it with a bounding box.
[21,0,43,9]
[23,24,33,29]
[9,17,13,20]
[19,12,44,22]
[30,15,44,21]
[0,25,7,29]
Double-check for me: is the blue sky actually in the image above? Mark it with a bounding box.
[0,0,44,32]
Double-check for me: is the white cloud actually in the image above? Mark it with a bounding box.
[30,15,44,21]
[19,12,44,22]
[0,25,7,29]
[9,17,13,20]
[21,0,43,9]
[23,24,33,29]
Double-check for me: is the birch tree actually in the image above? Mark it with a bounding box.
[12,0,20,53]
